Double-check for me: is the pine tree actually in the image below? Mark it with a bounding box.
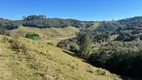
[79,34,92,59]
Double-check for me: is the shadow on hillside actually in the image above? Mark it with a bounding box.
[62,50,88,62]
[62,50,76,57]
[121,76,141,80]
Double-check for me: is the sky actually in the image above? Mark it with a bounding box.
[0,0,142,21]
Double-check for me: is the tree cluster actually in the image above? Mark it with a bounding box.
[23,15,82,28]
[95,16,142,41]
[57,30,92,59]
[0,18,22,30]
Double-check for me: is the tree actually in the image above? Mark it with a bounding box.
[0,22,5,34]
[79,34,92,59]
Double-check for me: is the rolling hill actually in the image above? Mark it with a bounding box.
[7,26,79,46]
[8,26,79,40]
[0,35,120,80]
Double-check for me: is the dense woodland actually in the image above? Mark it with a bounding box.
[95,17,142,41]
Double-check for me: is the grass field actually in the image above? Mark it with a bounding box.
[0,35,120,80]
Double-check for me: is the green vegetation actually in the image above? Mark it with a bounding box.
[91,16,142,42]
[95,21,123,34]
[0,22,5,34]
[25,32,41,40]
[79,34,92,59]
[0,18,22,30]
[23,15,82,28]
[87,42,142,78]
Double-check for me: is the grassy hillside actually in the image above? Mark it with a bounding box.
[88,22,100,30]
[8,26,79,40]
[7,26,79,46]
[0,35,120,80]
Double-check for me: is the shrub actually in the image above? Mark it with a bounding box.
[47,43,54,46]
[25,32,41,40]
[57,38,78,51]
[95,68,107,76]
[57,40,68,49]
[70,43,80,53]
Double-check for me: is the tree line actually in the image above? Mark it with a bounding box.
[23,15,82,28]
[0,15,84,32]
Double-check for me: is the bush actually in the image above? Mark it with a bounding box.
[57,38,78,51]
[25,32,41,40]
[70,43,80,53]
[57,40,68,49]
[95,68,107,76]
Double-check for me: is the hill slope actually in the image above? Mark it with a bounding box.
[0,35,120,80]
[7,26,79,46]
[87,22,100,30]
[8,26,79,40]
